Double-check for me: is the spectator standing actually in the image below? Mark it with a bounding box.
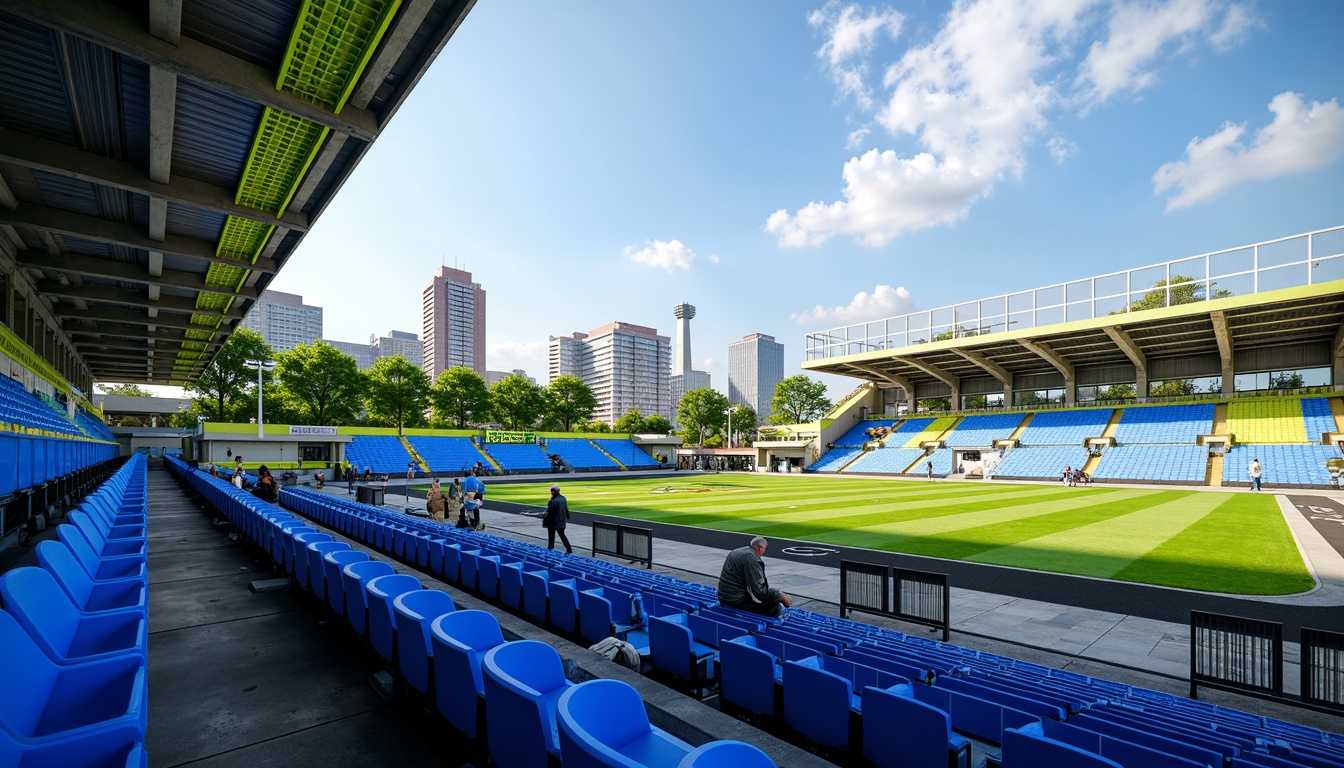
[462,473,485,529]
[542,485,573,553]
[925,460,933,481]
[717,536,790,617]
[407,462,416,481]
[345,464,356,493]
[425,479,446,522]
[1248,458,1263,491]
[447,478,465,526]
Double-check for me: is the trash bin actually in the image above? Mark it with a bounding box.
[356,484,385,506]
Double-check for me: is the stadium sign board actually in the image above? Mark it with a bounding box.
[485,430,536,444]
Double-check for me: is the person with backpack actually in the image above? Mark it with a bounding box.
[542,484,573,554]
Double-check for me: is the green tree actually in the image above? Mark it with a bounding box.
[678,387,730,445]
[275,341,365,425]
[962,394,987,409]
[582,419,612,433]
[429,366,491,428]
[188,328,273,421]
[641,414,672,435]
[725,403,757,447]
[1271,372,1305,390]
[919,396,952,412]
[490,374,547,430]
[116,417,142,427]
[97,383,154,397]
[613,409,647,434]
[767,375,830,425]
[545,376,598,431]
[364,355,430,432]
[1096,383,1136,401]
[1150,379,1196,398]
[1119,276,1232,314]
[170,407,200,429]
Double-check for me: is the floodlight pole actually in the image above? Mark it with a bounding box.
[244,359,276,439]
[725,407,733,450]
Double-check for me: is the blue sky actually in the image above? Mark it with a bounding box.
[255,0,1344,402]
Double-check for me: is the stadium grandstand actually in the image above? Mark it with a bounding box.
[0,0,1341,763]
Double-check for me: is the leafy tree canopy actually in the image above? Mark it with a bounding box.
[613,409,646,435]
[724,403,757,446]
[188,328,272,421]
[1096,383,1136,401]
[678,387,729,446]
[97,383,154,397]
[430,366,491,429]
[490,374,546,430]
[581,420,612,433]
[641,414,672,435]
[1271,372,1305,390]
[364,355,430,432]
[768,375,830,425]
[1119,276,1232,314]
[546,376,598,431]
[1150,379,1197,398]
[275,341,366,425]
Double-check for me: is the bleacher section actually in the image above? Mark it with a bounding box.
[846,447,927,474]
[806,447,865,473]
[1112,404,1214,444]
[0,375,83,438]
[75,408,116,441]
[1223,444,1340,487]
[155,456,1344,768]
[545,438,619,470]
[592,439,660,468]
[886,417,934,442]
[405,436,488,475]
[994,446,1091,480]
[480,442,552,472]
[943,414,1025,447]
[1303,398,1337,442]
[1227,399,1308,444]
[901,417,954,448]
[344,435,414,474]
[925,447,955,475]
[1017,409,1113,446]
[833,419,900,447]
[1092,445,1209,483]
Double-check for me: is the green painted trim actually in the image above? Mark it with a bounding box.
[804,280,1344,370]
[537,431,633,440]
[0,323,73,396]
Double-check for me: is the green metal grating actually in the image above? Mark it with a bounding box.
[195,293,231,312]
[217,218,275,261]
[184,329,214,341]
[204,261,249,289]
[181,341,208,351]
[235,108,329,216]
[277,0,403,114]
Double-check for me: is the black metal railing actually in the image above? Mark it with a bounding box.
[839,560,949,641]
[592,521,653,569]
[1301,627,1344,712]
[1190,610,1283,699]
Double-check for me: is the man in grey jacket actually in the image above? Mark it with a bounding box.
[717,536,791,617]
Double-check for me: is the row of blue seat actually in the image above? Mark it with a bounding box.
[165,456,772,768]
[0,454,149,768]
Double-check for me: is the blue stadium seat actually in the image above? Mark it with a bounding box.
[340,560,396,637]
[861,685,970,768]
[322,550,370,616]
[0,567,147,665]
[675,740,776,768]
[556,679,694,768]
[592,439,661,468]
[407,436,490,475]
[365,574,424,663]
[546,438,620,470]
[649,613,717,698]
[1017,409,1114,445]
[482,640,575,768]
[393,589,457,695]
[305,541,351,602]
[34,540,147,616]
[1001,725,1123,768]
[431,610,506,739]
[943,414,1025,447]
[1113,404,1214,444]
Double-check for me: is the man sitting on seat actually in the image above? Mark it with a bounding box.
[717,536,790,617]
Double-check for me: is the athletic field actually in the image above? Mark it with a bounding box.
[485,475,1312,595]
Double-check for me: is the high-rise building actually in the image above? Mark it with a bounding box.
[422,266,486,380]
[729,333,785,422]
[373,330,424,370]
[668,302,710,422]
[486,369,535,386]
[549,322,671,424]
[323,338,376,370]
[240,290,323,352]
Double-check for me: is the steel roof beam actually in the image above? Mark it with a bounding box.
[18,251,259,297]
[57,305,233,332]
[1103,327,1148,400]
[1018,339,1076,405]
[1209,310,1234,395]
[901,357,961,409]
[952,349,1014,403]
[0,129,308,232]
[850,362,915,402]
[36,281,244,318]
[0,203,278,273]
[4,0,379,142]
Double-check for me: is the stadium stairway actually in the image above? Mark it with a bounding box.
[1332,397,1344,433]
[837,448,872,473]
[474,438,504,472]
[1082,452,1102,477]
[399,436,430,475]
[1100,410,1122,439]
[1207,453,1223,487]
[1212,403,1228,435]
[1006,413,1033,442]
[590,440,628,470]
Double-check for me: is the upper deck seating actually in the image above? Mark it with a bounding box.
[993,446,1091,479]
[592,439,660,468]
[481,442,551,472]
[1017,409,1113,445]
[833,420,900,448]
[943,414,1026,447]
[344,435,414,475]
[0,376,83,437]
[75,410,115,441]
[1227,399,1308,444]
[1302,398,1337,442]
[1222,444,1339,487]
[901,417,953,448]
[1112,404,1213,444]
[546,439,619,470]
[405,436,487,475]
[1092,446,1207,482]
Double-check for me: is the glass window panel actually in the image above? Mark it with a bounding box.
[1169,256,1207,282]
[1258,235,1308,268]
[1313,227,1344,259]
[1035,306,1064,326]
[1066,280,1091,303]
[1169,278,1207,306]
[1035,285,1064,307]
[1094,295,1128,316]
[1211,271,1254,298]
[1258,263,1308,293]
[1297,367,1332,387]
[1008,291,1033,313]
[979,315,1007,335]
[955,302,979,324]
[931,307,953,327]
[1009,311,1033,333]
[1066,302,1092,322]
[980,297,1005,317]
[1094,273,1127,298]
[1310,254,1344,284]
[1129,289,1168,311]
[1209,246,1254,277]
[1129,265,1167,292]
[908,311,930,331]
[1076,386,1097,402]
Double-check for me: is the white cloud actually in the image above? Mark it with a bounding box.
[699,357,717,372]
[791,284,916,325]
[809,2,903,110]
[771,0,1260,247]
[1153,92,1344,211]
[1075,0,1251,108]
[624,239,698,272]
[708,254,721,264]
[487,340,548,379]
[846,126,871,149]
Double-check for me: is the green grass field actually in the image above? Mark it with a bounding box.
[485,475,1313,595]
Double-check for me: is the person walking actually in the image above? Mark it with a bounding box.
[345,464,356,493]
[542,484,573,553]
[1248,458,1263,491]
[925,460,933,481]
[717,536,790,617]
[425,479,446,522]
